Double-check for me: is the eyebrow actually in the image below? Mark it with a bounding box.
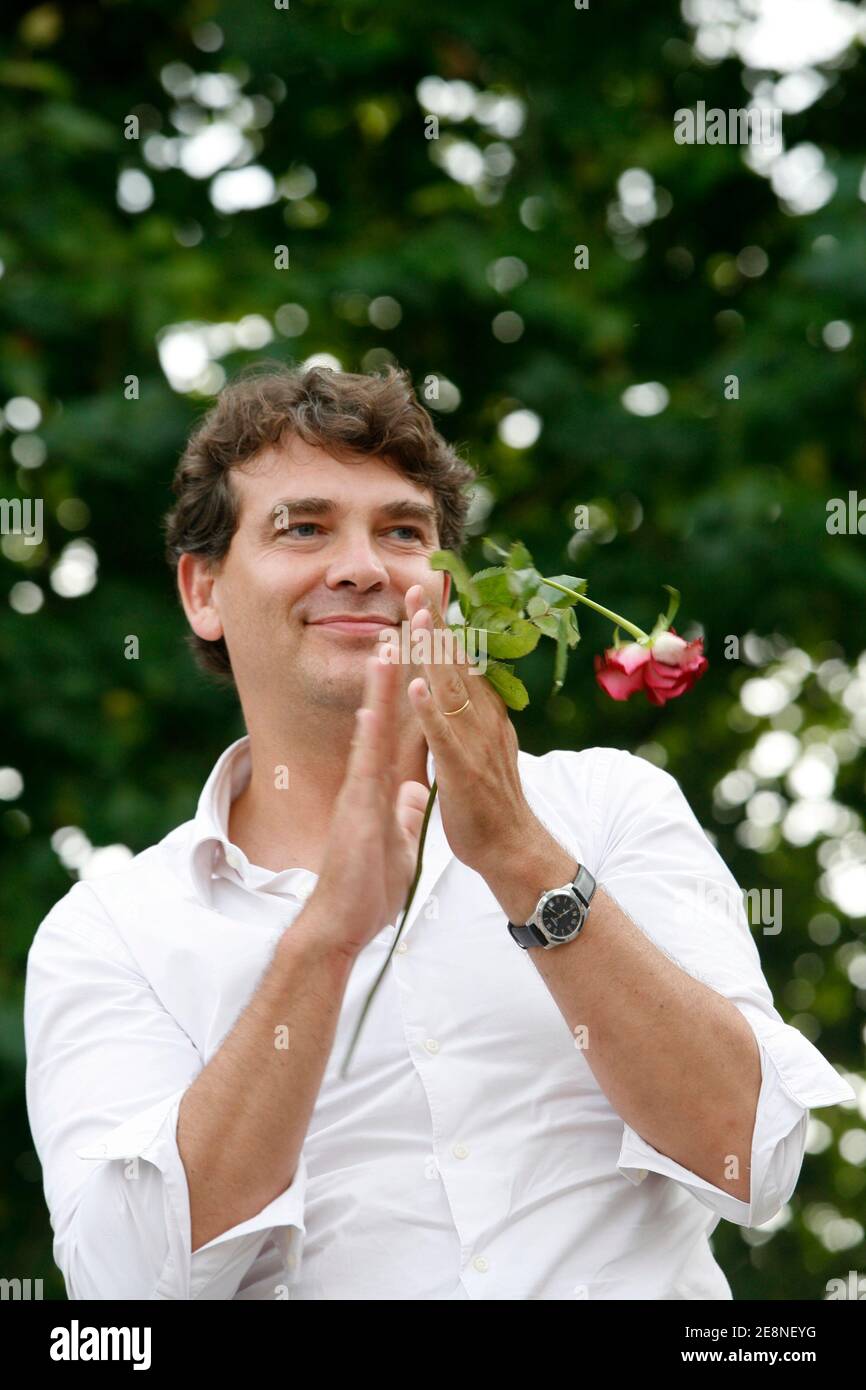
[264,497,439,533]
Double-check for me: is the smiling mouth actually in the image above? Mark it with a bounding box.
[308,617,399,636]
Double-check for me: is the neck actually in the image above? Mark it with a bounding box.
[227,701,430,875]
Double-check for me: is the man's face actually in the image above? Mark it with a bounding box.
[202,436,451,712]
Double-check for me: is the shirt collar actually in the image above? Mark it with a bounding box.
[187,736,254,905]
[186,735,437,906]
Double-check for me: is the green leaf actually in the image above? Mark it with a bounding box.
[531,612,561,639]
[428,550,479,605]
[648,585,681,641]
[564,604,580,648]
[507,566,544,605]
[662,585,681,622]
[537,575,587,607]
[471,566,515,606]
[469,603,520,631]
[481,536,510,564]
[483,661,530,710]
[506,540,536,571]
[484,619,541,659]
[526,594,548,618]
[461,625,489,662]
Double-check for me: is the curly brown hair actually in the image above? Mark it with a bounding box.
[163,362,478,683]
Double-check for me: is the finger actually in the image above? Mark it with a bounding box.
[406,674,467,773]
[345,707,380,796]
[372,644,401,799]
[406,582,476,678]
[409,605,474,719]
[405,583,461,648]
[345,655,387,787]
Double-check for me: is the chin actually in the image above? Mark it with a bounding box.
[305,660,369,710]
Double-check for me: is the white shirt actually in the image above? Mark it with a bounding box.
[24,737,855,1301]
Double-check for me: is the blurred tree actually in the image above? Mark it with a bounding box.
[1,0,864,1299]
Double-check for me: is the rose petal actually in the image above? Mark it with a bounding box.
[650,630,689,665]
[594,652,647,701]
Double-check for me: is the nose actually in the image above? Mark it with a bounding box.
[324,527,390,592]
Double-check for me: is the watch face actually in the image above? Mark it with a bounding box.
[540,892,583,940]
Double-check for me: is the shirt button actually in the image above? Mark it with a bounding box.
[452,1143,469,1159]
[472,1256,489,1273]
[423,1038,440,1054]
[395,941,408,954]
[225,847,242,871]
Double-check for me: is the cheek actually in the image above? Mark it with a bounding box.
[222,557,301,628]
[405,557,449,605]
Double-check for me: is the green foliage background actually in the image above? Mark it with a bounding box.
[1,0,864,1299]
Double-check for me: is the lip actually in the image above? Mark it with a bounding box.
[308,615,399,636]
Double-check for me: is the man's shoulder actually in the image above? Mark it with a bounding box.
[520,743,681,790]
[515,745,682,853]
[34,819,198,942]
[516,742,666,792]
[513,745,639,866]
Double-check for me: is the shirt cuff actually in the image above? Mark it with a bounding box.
[616,1015,855,1229]
[75,1089,307,1299]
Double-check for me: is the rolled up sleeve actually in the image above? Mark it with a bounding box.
[616,1013,854,1227]
[24,883,307,1300]
[592,749,856,1229]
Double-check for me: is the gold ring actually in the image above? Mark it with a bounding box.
[442,696,471,717]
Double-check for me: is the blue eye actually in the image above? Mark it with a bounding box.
[280,522,422,540]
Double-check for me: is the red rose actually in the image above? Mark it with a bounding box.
[595,628,707,706]
[593,641,650,701]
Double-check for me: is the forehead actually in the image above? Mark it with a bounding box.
[232,436,435,509]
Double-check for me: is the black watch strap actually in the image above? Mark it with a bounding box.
[508,917,549,949]
[507,863,596,950]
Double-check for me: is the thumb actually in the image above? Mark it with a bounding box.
[394,779,432,852]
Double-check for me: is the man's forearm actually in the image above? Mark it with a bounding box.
[481,824,762,1204]
[177,903,355,1253]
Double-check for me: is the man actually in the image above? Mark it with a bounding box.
[25,364,854,1300]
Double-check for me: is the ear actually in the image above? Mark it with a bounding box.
[176,552,225,642]
[440,570,452,614]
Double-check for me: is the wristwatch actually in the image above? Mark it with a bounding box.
[507,864,597,950]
